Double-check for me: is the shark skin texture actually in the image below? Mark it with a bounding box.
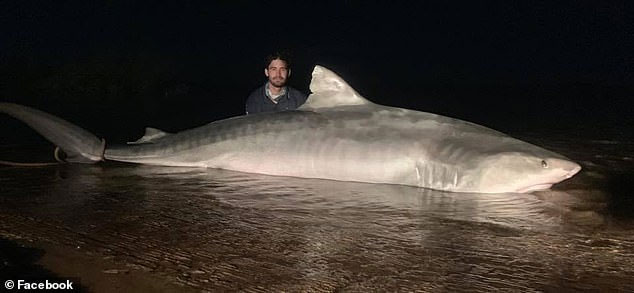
[0,66,581,193]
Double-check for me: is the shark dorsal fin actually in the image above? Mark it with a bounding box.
[127,127,171,145]
[298,65,372,110]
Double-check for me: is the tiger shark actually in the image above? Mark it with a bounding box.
[0,66,581,193]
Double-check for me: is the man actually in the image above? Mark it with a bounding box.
[245,52,308,115]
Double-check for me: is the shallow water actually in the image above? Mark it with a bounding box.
[1,135,633,291]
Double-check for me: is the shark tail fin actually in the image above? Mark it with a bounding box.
[0,103,105,163]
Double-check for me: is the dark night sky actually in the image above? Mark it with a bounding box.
[1,1,632,142]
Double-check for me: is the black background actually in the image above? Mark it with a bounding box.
[1,1,632,143]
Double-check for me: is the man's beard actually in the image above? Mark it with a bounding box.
[269,77,286,87]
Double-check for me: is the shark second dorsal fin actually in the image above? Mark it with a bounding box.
[127,127,172,145]
[298,65,372,110]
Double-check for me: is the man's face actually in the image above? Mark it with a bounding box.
[265,59,289,87]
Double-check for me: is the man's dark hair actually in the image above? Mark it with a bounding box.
[265,51,291,69]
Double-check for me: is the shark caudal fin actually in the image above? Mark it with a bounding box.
[0,103,105,163]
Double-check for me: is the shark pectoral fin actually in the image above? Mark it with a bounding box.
[127,127,172,144]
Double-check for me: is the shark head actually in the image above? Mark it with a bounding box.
[302,65,582,194]
[475,151,581,193]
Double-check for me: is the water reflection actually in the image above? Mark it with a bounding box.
[18,163,581,230]
[1,106,633,290]
[1,158,633,290]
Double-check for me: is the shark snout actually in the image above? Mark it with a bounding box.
[549,158,582,179]
[514,159,581,193]
[547,158,581,183]
[565,162,582,179]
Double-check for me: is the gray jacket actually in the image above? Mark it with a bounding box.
[245,83,308,115]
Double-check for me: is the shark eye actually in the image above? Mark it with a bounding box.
[541,160,548,168]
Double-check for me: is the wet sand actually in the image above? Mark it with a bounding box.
[1,135,633,292]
